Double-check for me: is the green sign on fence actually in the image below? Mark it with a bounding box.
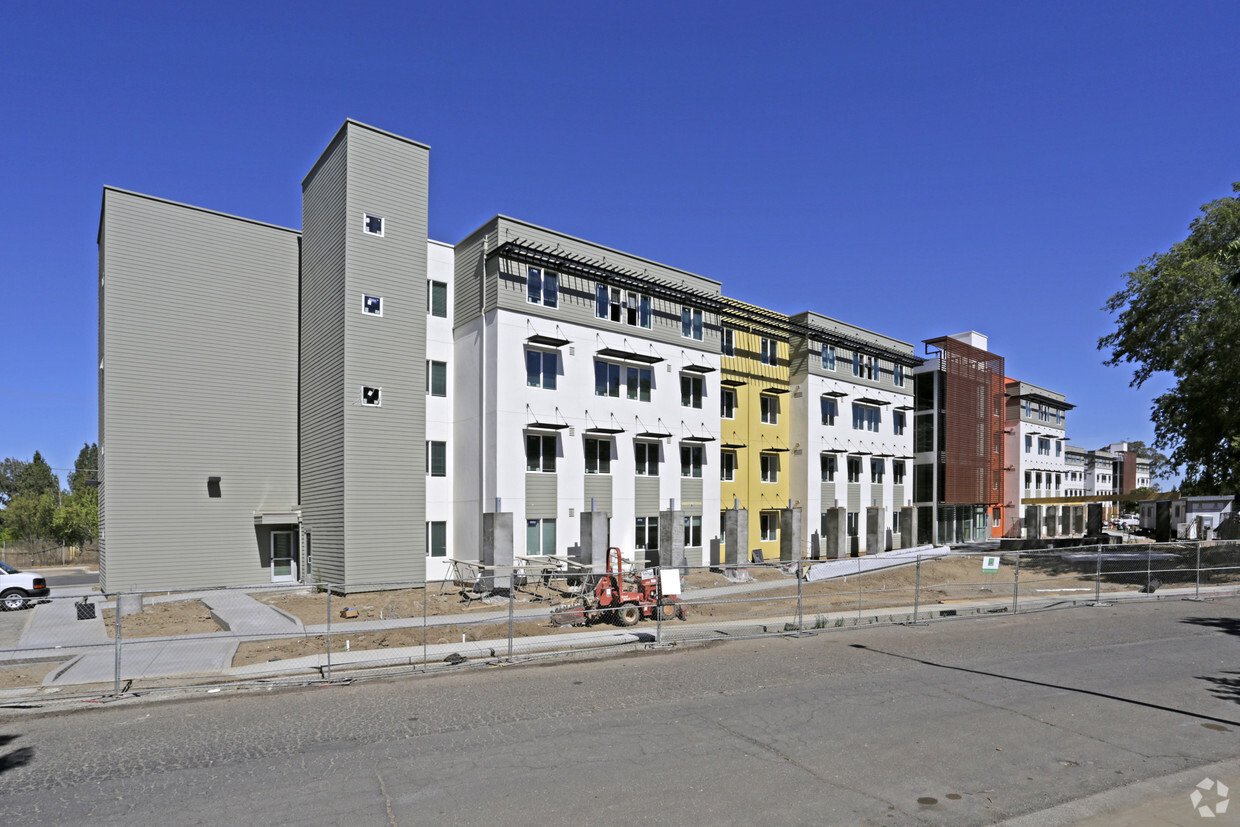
[982,556,1001,573]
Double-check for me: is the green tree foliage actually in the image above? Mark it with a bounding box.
[1100,184,1240,493]
[0,451,59,506]
[3,491,58,544]
[1124,440,1171,484]
[1119,486,1159,513]
[67,442,98,497]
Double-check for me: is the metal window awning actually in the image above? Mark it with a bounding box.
[526,422,569,431]
[763,386,790,395]
[597,346,663,364]
[895,404,914,411]
[721,378,747,387]
[527,333,571,347]
[682,434,716,443]
[764,446,790,453]
[637,430,671,439]
[682,363,715,374]
[822,390,848,398]
[856,397,890,406]
[721,441,747,449]
[584,426,626,435]
[254,511,300,525]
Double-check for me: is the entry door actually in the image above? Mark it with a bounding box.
[271,531,296,582]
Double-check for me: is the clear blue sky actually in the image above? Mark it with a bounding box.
[3,0,1237,486]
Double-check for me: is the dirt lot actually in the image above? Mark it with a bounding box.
[102,600,220,639]
[0,659,64,689]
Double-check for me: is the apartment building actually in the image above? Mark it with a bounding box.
[1064,444,1087,496]
[912,332,1006,544]
[716,299,791,562]
[1002,380,1072,537]
[451,216,722,572]
[787,312,917,555]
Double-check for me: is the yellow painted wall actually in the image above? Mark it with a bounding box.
[720,327,790,561]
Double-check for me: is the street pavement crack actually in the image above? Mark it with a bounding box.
[375,766,398,827]
[701,714,919,820]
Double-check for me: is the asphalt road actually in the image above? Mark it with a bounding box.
[2,598,1240,826]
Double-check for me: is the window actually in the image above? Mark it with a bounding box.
[597,285,619,321]
[1024,400,1031,417]
[893,511,901,535]
[683,515,702,548]
[681,306,703,340]
[821,397,837,426]
[871,458,884,484]
[852,403,880,432]
[427,441,446,477]
[584,437,611,474]
[363,213,384,236]
[721,388,736,419]
[847,456,861,483]
[526,350,557,389]
[681,444,703,478]
[626,366,652,401]
[853,353,875,380]
[893,411,906,436]
[760,394,778,424]
[526,434,556,472]
[526,518,556,556]
[1025,434,1032,454]
[363,294,383,316]
[760,512,778,542]
[526,267,558,307]
[760,337,777,366]
[821,454,836,482]
[893,364,905,387]
[427,361,447,397]
[893,460,905,485]
[635,517,659,551]
[1038,438,1050,456]
[681,374,703,409]
[1056,409,1063,425]
[821,344,836,370]
[847,512,858,537]
[427,521,446,557]
[361,386,381,407]
[635,441,659,476]
[721,450,736,481]
[721,327,735,357]
[595,361,622,397]
[1055,441,1062,457]
[626,291,651,328]
[760,452,779,483]
[427,281,447,317]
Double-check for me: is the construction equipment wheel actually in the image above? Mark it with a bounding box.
[653,600,676,621]
[615,604,641,627]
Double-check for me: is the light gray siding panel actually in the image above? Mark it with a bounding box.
[893,484,905,504]
[583,475,612,515]
[821,482,837,509]
[525,474,557,517]
[680,478,703,515]
[99,189,299,592]
[847,483,861,513]
[635,476,660,514]
[341,124,430,586]
[452,225,497,328]
[301,131,349,586]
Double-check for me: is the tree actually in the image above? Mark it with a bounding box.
[1100,183,1240,493]
[67,442,98,497]
[3,491,57,544]
[0,451,58,506]
[1119,486,1159,513]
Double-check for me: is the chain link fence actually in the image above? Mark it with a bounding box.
[2,540,1238,703]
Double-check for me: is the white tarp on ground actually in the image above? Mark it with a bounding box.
[804,545,951,583]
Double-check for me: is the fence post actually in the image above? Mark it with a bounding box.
[423,577,428,671]
[796,559,804,634]
[1146,545,1151,595]
[1012,553,1020,615]
[656,565,663,645]
[912,555,922,625]
[113,594,123,698]
[325,587,332,680]
[1196,543,1202,600]
[857,555,863,625]
[507,570,515,661]
[1094,546,1102,604]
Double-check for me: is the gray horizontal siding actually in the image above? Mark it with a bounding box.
[526,474,558,518]
[847,483,861,513]
[583,475,613,515]
[821,482,838,509]
[342,123,429,586]
[680,478,703,515]
[99,189,299,592]
[635,476,660,513]
[893,484,905,504]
